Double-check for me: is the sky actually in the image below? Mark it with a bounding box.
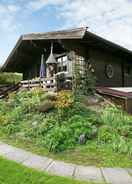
[0,0,132,66]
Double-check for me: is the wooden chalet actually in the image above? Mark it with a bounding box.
[1,27,132,90]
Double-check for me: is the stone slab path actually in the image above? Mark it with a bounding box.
[0,142,131,184]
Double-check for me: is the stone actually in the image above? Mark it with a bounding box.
[0,143,15,155]
[0,142,131,184]
[5,148,31,163]
[102,168,132,184]
[79,134,86,145]
[23,154,53,171]
[127,169,132,176]
[74,166,104,182]
[47,160,75,177]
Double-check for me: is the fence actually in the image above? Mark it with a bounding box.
[20,77,57,91]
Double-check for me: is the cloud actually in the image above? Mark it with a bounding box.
[1,0,132,51]
[0,2,21,65]
[0,3,20,32]
[7,4,19,12]
[27,0,64,11]
[25,0,132,51]
[0,0,132,65]
[59,0,132,50]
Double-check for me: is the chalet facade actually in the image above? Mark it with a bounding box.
[1,27,132,88]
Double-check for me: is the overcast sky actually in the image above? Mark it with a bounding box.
[0,0,132,65]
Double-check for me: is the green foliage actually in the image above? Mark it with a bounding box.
[0,89,131,156]
[24,115,57,138]
[98,105,132,155]
[0,72,22,84]
[0,89,98,152]
[43,125,74,152]
[41,114,97,152]
[5,123,20,135]
[23,104,97,152]
[68,115,97,140]
[83,69,96,96]
[98,125,114,143]
[72,56,96,98]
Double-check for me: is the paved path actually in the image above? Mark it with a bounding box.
[0,142,131,184]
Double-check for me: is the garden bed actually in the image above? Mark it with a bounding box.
[0,89,131,168]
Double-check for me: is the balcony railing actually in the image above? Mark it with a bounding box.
[20,77,57,91]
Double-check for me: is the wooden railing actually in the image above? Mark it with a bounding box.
[0,83,20,99]
[20,77,57,91]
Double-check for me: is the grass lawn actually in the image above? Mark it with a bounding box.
[0,157,103,184]
[0,133,132,168]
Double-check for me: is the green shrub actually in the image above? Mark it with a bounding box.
[0,72,22,84]
[35,113,98,152]
[99,106,132,155]
[100,105,132,127]
[98,125,115,143]
[5,123,20,135]
[43,126,74,152]
[119,125,132,138]
[69,115,97,139]
[0,90,106,152]
[37,116,57,135]
[0,90,131,155]
[24,115,57,138]
[0,115,9,126]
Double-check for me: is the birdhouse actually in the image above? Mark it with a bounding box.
[46,43,57,77]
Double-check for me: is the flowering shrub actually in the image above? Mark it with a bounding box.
[55,91,74,123]
[55,90,73,109]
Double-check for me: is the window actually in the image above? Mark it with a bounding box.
[57,55,68,72]
[63,66,67,71]
[58,58,62,63]
[63,56,67,62]
[58,67,61,72]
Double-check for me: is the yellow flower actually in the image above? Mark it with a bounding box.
[55,90,73,110]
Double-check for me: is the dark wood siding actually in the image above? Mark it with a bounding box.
[22,43,132,87]
[88,48,123,87]
[123,62,132,86]
[23,57,41,80]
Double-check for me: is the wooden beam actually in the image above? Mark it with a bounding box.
[22,27,87,41]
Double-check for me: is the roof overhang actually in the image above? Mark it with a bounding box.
[1,27,132,73]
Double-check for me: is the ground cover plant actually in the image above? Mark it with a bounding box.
[0,72,22,84]
[0,89,98,152]
[0,88,131,167]
[0,157,99,184]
